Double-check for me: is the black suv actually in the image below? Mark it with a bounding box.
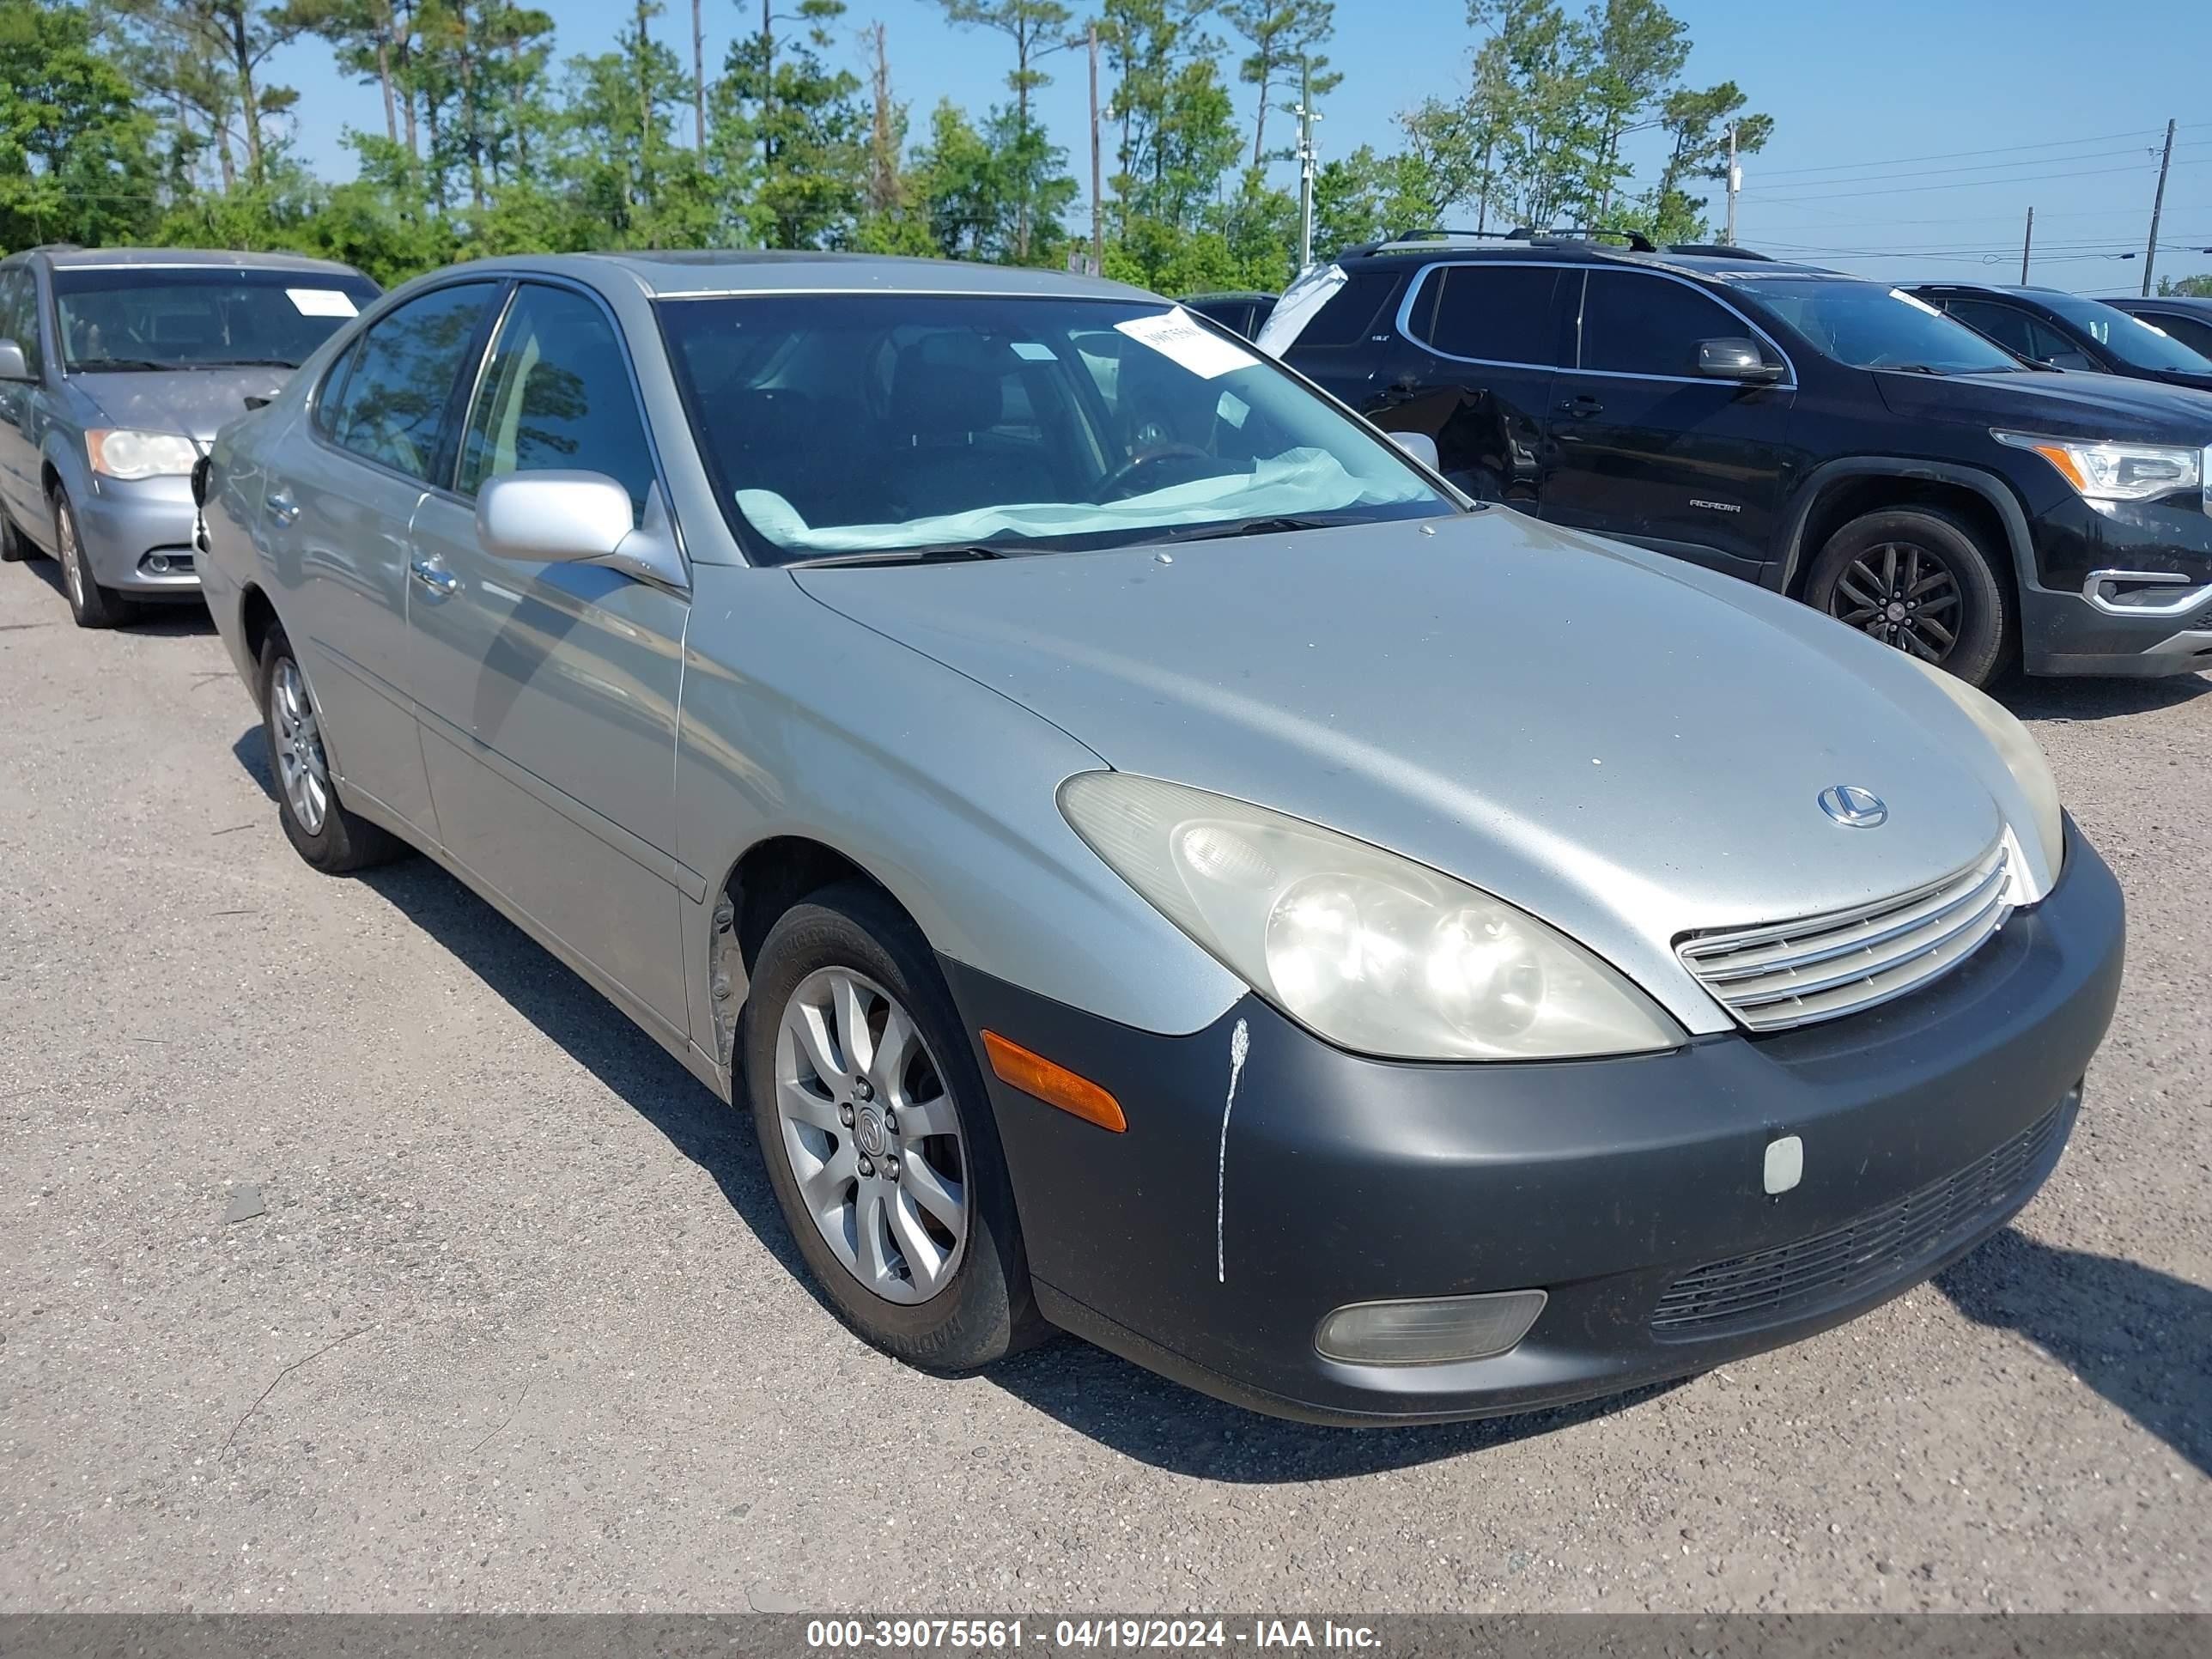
[2108,295,2212,361]
[1260,234,2212,684]
[1909,282,2212,394]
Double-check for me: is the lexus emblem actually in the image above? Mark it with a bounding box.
[1819,784,1888,828]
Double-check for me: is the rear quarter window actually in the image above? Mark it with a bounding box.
[1294,270,1406,349]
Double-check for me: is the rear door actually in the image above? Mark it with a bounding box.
[1541,267,1796,581]
[404,279,691,1029]
[284,279,501,836]
[1376,261,1568,507]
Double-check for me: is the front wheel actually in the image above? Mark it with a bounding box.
[54,489,132,629]
[257,625,405,873]
[1803,506,2010,687]
[744,882,1044,1371]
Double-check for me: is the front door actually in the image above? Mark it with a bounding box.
[0,269,47,532]
[405,282,691,1030]
[283,281,501,835]
[1541,268,1797,582]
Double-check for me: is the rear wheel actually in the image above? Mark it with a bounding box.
[1804,506,2010,687]
[0,512,27,562]
[54,489,132,629]
[258,625,405,873]
[744,882,1044,1371]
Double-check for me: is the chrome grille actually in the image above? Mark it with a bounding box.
[1678,842,2011,1032]
[1650,1100,2068,1337]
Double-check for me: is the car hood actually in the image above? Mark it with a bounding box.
[795,509,2018,1032]
[70,368,293,446]
[1876,367,2212,440]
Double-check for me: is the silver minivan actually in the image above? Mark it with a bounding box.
[0,246,380,627]
[195,252,2123,1425]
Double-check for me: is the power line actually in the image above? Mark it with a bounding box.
[1747,142,2176,192]
[1750,158,2203,207]
[1752,126,2171,179]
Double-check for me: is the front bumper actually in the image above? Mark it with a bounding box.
[2021,494,2212,677]
[948,820,2124,1425]
[75,472,203,597]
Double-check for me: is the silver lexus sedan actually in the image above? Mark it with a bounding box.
[196,253,2124,1425]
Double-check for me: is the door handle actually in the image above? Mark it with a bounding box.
[1554,396,1604,420]
[264,488,299,525]
[410,556,459,599]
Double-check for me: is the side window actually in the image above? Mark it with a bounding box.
[1297,270,1405,349]
[457,284,656,516]
[0,270,42,377]
[325,283,497,483]
[1940,299,2037,360]
[1413,265,1563,365]
[1578,270,1753,377]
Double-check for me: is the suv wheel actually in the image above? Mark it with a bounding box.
[1804,506,2009,687]
[54,488,133,629]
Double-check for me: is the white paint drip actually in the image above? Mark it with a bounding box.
[1215,1018,1250,1285]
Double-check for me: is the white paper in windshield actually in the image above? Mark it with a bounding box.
[287,288,359,318]
[1115,308,1257,379]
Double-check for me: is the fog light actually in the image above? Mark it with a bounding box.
[1315,1289,1547,1366]
[145,553,171,574]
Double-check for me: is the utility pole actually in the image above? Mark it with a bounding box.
[1088,22,1103,276]
[2142,118,2177,296]
[1292,58,1321,271]
[1723,123,1740,246]
[2021,206,2033,284]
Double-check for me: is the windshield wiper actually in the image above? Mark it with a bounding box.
[1158,513,1364,544]
[192,357,301,369]
[73,358,185,372]
[793,544,1013,568]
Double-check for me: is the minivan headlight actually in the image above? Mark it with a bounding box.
[1993,431,2202,504]
[1904,658,2065,900]
[86,428,198,481]
[1059,773,1680,1060]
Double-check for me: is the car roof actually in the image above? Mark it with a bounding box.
[2111,294,2212,313]
[21,246,369,277]
[1334,238,1833,283]
[1181,289,1276,304]
[448,249,1158,302]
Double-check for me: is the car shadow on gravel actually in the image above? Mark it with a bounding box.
[1994,667,2209,723]
[228,728,1686,1480]
[1937,1228,2211,1479]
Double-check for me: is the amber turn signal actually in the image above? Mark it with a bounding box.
[981,1030,1126,1133]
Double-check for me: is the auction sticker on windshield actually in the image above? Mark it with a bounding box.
[1116,308,1257,379]
[286,288,360,318]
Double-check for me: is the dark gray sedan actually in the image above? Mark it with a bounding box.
[0,246,380,627]
[195,252,2121,1425]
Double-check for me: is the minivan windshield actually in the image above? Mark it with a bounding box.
[54,265,382,372]
[1734,277,2025,374]
[2036,292,2212,374]
[658,293,1450,562]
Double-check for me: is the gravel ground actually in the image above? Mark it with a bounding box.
[1,556,2205,1614]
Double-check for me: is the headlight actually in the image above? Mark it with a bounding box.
[1903,657,2065,902]
[1993,430,2201,504]
[85,428,198,481]
[1059,773,1680,1060]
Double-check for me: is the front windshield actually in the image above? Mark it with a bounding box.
[54,266,382,372]
[2037,292,2212,374]
[657,293,1451,562]
[1735,277,2024,374]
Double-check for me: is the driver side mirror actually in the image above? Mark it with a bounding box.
[476,470,686,589]
[1696,337,1784,385]
[0,340,29,382]
[1389,430,1441,471]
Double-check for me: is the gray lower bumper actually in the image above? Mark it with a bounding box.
[75,474,202,595]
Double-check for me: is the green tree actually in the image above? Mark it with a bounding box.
[712,1,867,247]
[2157,275,2212,299]
[0,0,160,247]
[927,2,1076,261]
[1635,79,1770,244]
[1221,1,1334,169]
[1580,0,1687,219]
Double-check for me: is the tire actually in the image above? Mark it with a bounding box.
[744,881,1045,1371]
[1803,506,2010,688]
[53,489,133,629]
[257,624,405,873]
[0,512,26,562]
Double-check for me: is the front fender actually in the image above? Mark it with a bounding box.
[674,566,1245,1054]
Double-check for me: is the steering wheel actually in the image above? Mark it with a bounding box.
[1091,442,1215,503]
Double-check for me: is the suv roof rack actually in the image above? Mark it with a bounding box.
[1512,226,1658,252]
[1662,242,1772,260]
[1340,228,1525,258]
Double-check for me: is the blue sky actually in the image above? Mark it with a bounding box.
[271,0,2212,295]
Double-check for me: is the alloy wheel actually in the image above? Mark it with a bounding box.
[270,657,331,836]
[1829,540,1961,664]
[774,965,969,1305]
[58,503,84,611]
